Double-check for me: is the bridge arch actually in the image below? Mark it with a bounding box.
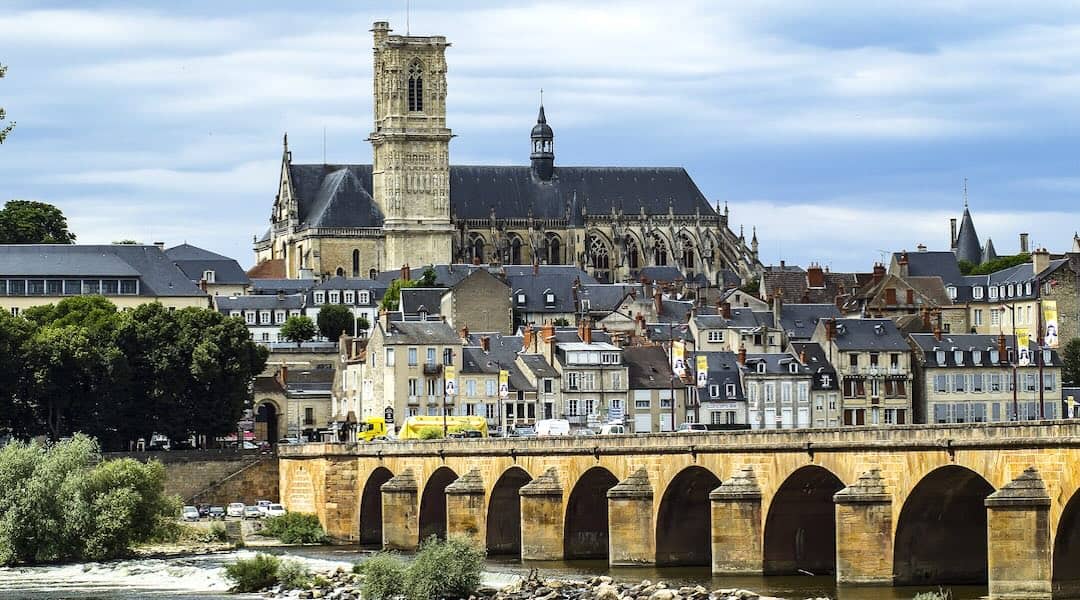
[486,466,532,556]
[418,467,458,542]
[656,465,720,566]
[894,465,994,585]
[564,467,619,559]
[359,467,394,545]
[762,465,845,575]
[1054,487,1080,595]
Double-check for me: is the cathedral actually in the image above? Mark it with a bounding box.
[254,21,761,285]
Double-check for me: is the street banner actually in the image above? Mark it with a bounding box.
[672,341,686,376]
[444,366,457,396]
[696,355,709,388]
[1017,328,1031,366]
[1044,300,1060,348]
[498,370,509,399]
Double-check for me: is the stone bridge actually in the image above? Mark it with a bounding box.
[278,421,1080,599]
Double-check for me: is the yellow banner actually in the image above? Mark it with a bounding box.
[1044,300,1059,348]
[498,369,509,399]
[696,355,709,388]
[444,366,457,396]
[1016,329,1030,366]
[672,341,686,376]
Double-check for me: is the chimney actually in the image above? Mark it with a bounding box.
[807,262,825,288]
[922,307,931,329]
[1032,247,1050,275]
[583,321,592,345]
[543,321,556,362]
[634,312,645,337]
[653,288,663,317]
[400,264,410,281]
[779,260,786,271]
[481,336,490,352]
[154,241,165,250]
[872,263,886,286]
[825,319,836,342]
[906,289,914,305]
[917,243,927,253]
[799,348,807,364]
[461,325,470,341]
[721,302,732,319]
[998,333,1007,365]
[1020,233,1030,254]
[380,308,390,330]
[950,218,958,249]
[772,288,783,323]
[834,293,845,310]
[738,347,747,366]
[523,325,534,351]
[898,252,909,278]
[199,279,208,292]
[933,324,942,342]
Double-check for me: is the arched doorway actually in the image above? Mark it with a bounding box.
[763,465,845,575]
[564,467,619,559]
[486,467,532,556]
[656,466,720,565]
[255,401,279,443]
[1055,488,1080,596]
[894,465,994,585]
[359,467,394,545]
[418,467,458,542]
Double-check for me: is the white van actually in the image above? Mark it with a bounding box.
[599,423,626,435]
[535,419,571,436]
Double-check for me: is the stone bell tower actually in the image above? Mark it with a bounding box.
[369,21,454,269]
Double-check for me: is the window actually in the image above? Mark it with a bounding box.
[516,293,526,306]
[798,382,809,403]
[544,292,555,306]
[313,291,325,305]
[611,373,622,390]
[991,310,1001,326]
[408,378,418,397]
[849,354,858,369]
[485,404,496,419]
[635,399,650,409]
[974,309,983,326]
[936,350,946,366]
[275,310,286,324]
[567,399,580,416]
[990,349,999,364]
[386,348,395,366]
[781,382,793,404]
[934,374,948,393]
[954,350,964,365]
[764,383,776,404]
[828,394,837,410]
[1045,373,1056,391]
[203,270,216,284]
[581,373,596,391]
[426,348,436,365]
[245,312,256,325]
[1043,349,1052,365]
[707,330,724,343]
[954,374,966,393]
[344,291,355,304]
[989,286,998,300]
[726,382,737,397]
[329,291,340,304]
[973,286,983,299]
[947,286,957,300]
[120,279,137,295]
[359,291,370,304]
[443,348,454,366]
[566,372,579,390]
[260,311,271,325]
[10,307,18,317]
[543,379,553,394]
[408,348,418,366]
[972,349,982,364]
[709,384,720,398]
[427,379,439,396]
[465,403,476,416]
[843,379,864,398]
[407,60,424,112]
[585,399,596,415]
[1007,284,1015,297]
[972,374,984,393]
[485,380,496,396]
[989,373,1002,392]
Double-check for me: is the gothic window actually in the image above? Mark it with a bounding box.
[588,234,611,283]
[369,268,378,280]
[679,233,697,273]
[336,267,345,277]
[652,233,668,266]
[509,234,524,265]
[407,60,424,112]
[543,233,562,265]
[466,233,485,263]
[352,249,360,277]
[624,234,640,270]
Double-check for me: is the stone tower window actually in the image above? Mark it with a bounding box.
[407,60,424,112]
[352,249,361,277]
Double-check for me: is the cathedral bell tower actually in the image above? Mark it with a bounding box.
[530,104,554,181]
[369,21,454,268]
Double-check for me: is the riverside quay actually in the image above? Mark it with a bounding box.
[279,421,1080,599]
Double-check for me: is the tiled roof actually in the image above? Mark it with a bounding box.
[382,320,460,345]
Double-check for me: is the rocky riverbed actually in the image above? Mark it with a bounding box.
[265,568,830,600]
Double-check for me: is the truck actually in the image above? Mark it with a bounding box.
[535,419,571,436]
[398,415,488,440]
[357,417,390,442]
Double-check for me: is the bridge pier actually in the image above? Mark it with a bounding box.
[606,468,655,566]
[833,469,893,585]
[519,468,564,561]
[985,467,1052,600]
[445,469,486,550]
[381,468,419,551]
[709,467,763,574]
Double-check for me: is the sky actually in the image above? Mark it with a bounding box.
[2,0,1080,271]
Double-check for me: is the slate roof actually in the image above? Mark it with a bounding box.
[552,327,613,344]
[828,318,909,351]
[288,163,717,229]
[638,266,685,283]
[461,334,533,390]
[519,354,559,379]
[312,276,388,291]
[742,352,811,376]
[166,243,250,286]
[954,206,982,265]
[910,333,1059,367]
[0,244,206,297]
[511,275,577,314]
[381,320,460,345]
[897,251,964,285]
[579,284,641,312]
[217,294,305,311]
[643,322,693,343]
[690,351,744,402]
[400,287,447,316]
[789,341,838,390]
[777,304,841,340]
[623,346,676,389]
[251,278,318,295]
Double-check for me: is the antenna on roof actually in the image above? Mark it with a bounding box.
[963,177,968,209]
[540,88,544,106]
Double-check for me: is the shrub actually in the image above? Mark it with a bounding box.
[913,590,952,600]
[277,558,312,590]
[404,536,484,600]
[360,552,407,600]
[260,513,327,544]
[224,553,280,592]
[418,428,441,440]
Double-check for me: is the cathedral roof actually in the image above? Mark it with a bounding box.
[954,206,982,264]
[287,163,717,228]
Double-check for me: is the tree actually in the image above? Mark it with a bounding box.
[381,279,416,311]
[356,315,371,334]
[419,267,438,286]
[0,63,13,144]
[0,200,76,244]
[317,304,354,340]
[280,315,316,347]
[0,311,34,436]
[1063,338,1080,386]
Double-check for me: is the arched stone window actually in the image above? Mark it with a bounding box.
[588,234,611,283]
[466,232,485,263]
[679,232,697,273]
[336,267,345,277]
[508,234,524,265]
[352,249,360,277]
[624,234,641,270]
[543,233,562,265]
[369,268,378,280]
[407,60,424,112]
[652,233,668,266]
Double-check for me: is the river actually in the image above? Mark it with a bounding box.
[0,545,987,600]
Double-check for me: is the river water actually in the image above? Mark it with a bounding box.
[0,545,987,600]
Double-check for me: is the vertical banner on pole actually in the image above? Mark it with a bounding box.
[498,370,509,399]
[672,341,686,376]
[696,355,709,388]
[445,366,457,396]
[1043,300,1059,348]
[1016,329,1031,366]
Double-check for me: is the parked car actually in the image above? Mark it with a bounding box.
[599,423,626,435]
[227,502,245,518]
[181,506,200,522]
[243,505,262,520]
[266,503,287,518]
[278,437,301,445]
[675,422,709,433]
[197,504,211,518]
[572,428,597,436]
[209,506,226,520]
[255,500,272,516]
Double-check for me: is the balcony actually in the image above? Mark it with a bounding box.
[423,364,443,375]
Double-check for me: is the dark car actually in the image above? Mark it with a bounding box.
[197,504,211,518]
[208,506,226,520]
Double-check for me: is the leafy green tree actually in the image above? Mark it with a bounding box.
[280,315,316,346]
[419,266,438,286]
[381,279,416,310]
[0,63,13,144]
[317,304,354,340]
[0,311,34,436]
[23,295,120,338]
[967,253,1031,276]
[356,315,371,334]
[1063,338,1080,385]
[0,200,76,244]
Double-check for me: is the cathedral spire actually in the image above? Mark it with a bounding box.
[530,99,554,181]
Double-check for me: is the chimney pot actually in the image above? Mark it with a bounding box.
[722,302,732,319]
[933,325,942,342]
[481,336,490,352]
[738,347,747,365]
